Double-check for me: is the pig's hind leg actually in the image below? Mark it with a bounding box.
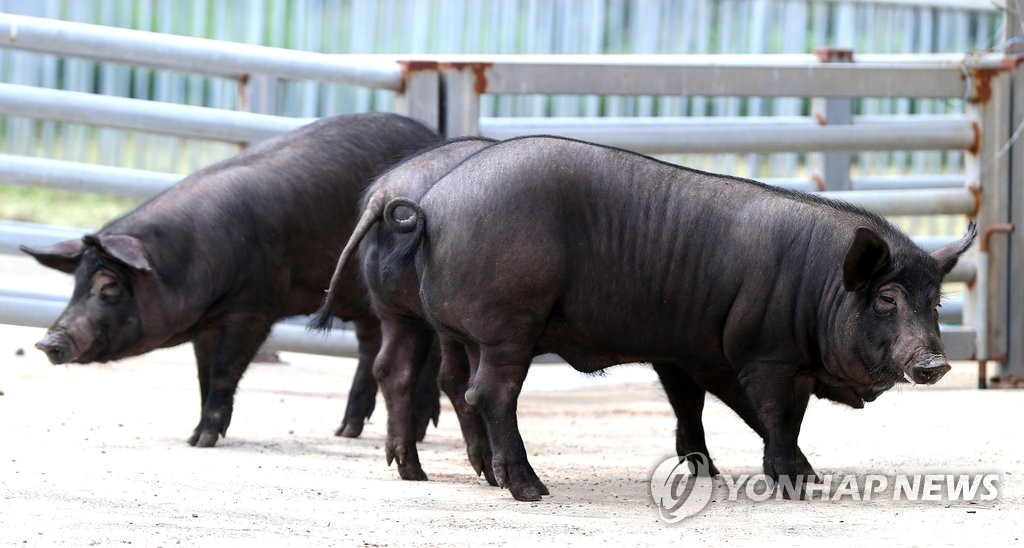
[438,337,499,487]
[189,315,273,447]
[373,319,435,481]
[412,341,442,442]
[651,361,721,476]
[466,343,547,502]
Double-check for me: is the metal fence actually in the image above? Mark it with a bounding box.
[0,0,1003,177]
[0,1,1020,380]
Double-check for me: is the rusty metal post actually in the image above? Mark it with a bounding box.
[441,63,484,138]
[809,49,854,191]
[964,56,1013,380]
[395,61,440,133]
[1003,0,1024,383]
[976,224,1015,389]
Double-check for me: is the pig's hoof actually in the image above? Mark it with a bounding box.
[494,460,547,501]
[683,453,720,477]
[398,463,429,481]
[187,429,219,447]
[794,450,818,481]
[385,440,427,480]
[335,420,364,438]
[194,431,219,448]
[509,476,545,502]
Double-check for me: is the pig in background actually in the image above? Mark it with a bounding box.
[21,112,444,447]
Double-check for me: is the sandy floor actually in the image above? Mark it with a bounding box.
[0,319,1021,546]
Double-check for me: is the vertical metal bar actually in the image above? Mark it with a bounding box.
[395,64,440,132]
[745,0,768,178]
[441,65,481,139]
[965,68,1012,369]
[911,7,934,177]
[809,50,854,191]
[771,0,805,179]
[1004,0,1024,380]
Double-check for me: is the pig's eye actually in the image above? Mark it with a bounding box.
[99,281,124,301]
[875,290,898,312]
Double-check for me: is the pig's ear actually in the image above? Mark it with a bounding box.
[843,227,892,292]
[19,239,87,273]
[931,220,978,276]
[83,234,153,274]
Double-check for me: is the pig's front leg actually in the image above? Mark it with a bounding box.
[188,314,273,447]
[737,362,810,498]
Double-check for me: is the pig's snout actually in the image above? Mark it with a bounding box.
[908,358,951,385]
[35,333,73,364]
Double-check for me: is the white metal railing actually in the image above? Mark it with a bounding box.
[0,13,403,89]
[1,14,1018,366]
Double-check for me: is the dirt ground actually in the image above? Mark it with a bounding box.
[0,316,1021,546]
[0,245,1020,546]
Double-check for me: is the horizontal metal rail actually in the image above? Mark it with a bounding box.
[478,116,975,154]
[437,52,1013,100]
[0,154,180,199]
[0,83,309,145]
[0,13,403,89]
[851,174,965,190]
[0,220,84,255]
[0,152,969,200]
[761,175,966,192]
[821,188,976,216]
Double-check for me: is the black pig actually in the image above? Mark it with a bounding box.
[397,136,976,501]
[21,113,443,447]
[316,137,868,489]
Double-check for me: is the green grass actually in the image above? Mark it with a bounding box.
[0,185,141,229]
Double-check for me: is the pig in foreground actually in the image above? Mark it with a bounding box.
[314,137,499,483]
[21,113,443,447]
[397,136,976,501]
[314,137,861,488]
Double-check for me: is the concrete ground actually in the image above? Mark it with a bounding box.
[1,253,1022,545]
[1,321,1022,546]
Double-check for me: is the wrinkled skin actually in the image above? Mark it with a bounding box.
[22,113,444,447]
[406,136,975,501]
